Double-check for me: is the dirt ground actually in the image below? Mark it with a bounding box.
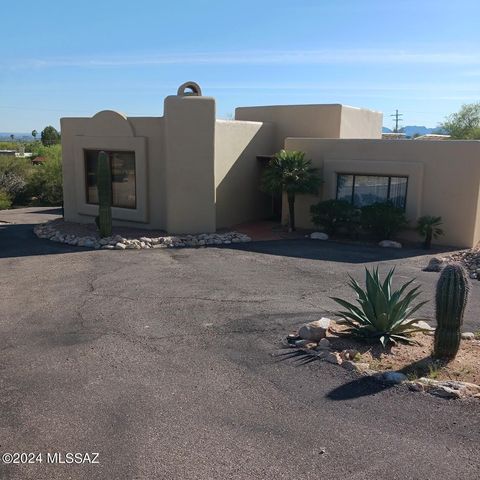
[327,326,480,385]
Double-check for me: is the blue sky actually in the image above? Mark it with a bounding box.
[2,0,480,132]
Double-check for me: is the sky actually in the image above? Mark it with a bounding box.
[1,0,480,132]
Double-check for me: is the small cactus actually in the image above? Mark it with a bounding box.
[433,262,470,359]
[96,151,112,237]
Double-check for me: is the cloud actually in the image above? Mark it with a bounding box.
[7,49,480,69]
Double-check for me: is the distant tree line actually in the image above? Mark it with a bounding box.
[440,102,480,139]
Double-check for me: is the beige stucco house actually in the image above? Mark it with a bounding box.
[61,81,480,248]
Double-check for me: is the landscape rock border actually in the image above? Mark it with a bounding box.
[425,250,480,280]
[283,319,480,400]
[34,221,251,250]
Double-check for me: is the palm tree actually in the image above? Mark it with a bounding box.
[416,215,444,249]
[261,150,321,231]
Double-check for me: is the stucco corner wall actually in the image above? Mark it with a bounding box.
[60,117,86,225]
[215,120,275,228]
[284,138,480,248]
[235,104,343,151]
[339,106,382,139]
[164,95,216,234]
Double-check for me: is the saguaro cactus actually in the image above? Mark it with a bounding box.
[96,151,112,237]
[433,262,470,359]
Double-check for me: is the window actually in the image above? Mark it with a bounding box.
[336,174,408,209]
[85,150,136,209]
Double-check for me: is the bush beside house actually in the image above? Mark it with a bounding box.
[310,199,410,242]
[0,142,63,209]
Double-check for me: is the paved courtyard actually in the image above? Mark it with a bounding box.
[1,208,479,479]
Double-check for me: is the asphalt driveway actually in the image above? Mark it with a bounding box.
[1,208,479,479]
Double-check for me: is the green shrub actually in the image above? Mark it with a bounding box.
[0,156,33,204]
[416,215,444,249]
[310,199,359,236]
[331,267,428,347]
[0,190,12,210]
[360,202,408,240]
[28,145,63,205]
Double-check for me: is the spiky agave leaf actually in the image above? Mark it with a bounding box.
[331,267,429,348]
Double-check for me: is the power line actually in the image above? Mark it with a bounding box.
[390,109,404,132]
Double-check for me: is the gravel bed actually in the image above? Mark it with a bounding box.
[34,219,251,250]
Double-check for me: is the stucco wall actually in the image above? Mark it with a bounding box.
[235,104,382,152]
[61,94,218,234]
[284,138,480,248]
[164,95,216,234]
[235,104,343,151]
[61,111,164,229]
[215,120,275,228]
[339,105,382,139]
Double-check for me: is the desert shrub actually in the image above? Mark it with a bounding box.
[0,156,32,204]
[28,145,63,205]
[360,201,408,240]
[310,199,359,236]
[331,267,428,347]
[0,172,26,199]
[0,190,12,210]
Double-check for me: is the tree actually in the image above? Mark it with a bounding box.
[40,126,61,146]
[28,144,62,205]
[440,103,480,139]
[261,150,321,231]
[9,134,14,140]
[31,130,37,139]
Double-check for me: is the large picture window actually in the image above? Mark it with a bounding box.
[336,174,408,209]
[85,150,136,209]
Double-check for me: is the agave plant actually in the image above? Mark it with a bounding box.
[331,267,429,347]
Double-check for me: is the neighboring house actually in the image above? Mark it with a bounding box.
[381,132,407,140]
[61,81,480,248]
[31,155,46,165]
[0,148,33,159]
[0,150,16,157]
[414,134,451,141]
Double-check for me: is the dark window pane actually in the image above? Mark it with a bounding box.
[389,176,407,209]
[335,173,408,210]
[353,175,388,207]
[111,152,136,208]
[85,150,99,204]
[84,150,136,209]
[336,174,354,202]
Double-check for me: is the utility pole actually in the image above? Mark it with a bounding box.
[390,109,403,133]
